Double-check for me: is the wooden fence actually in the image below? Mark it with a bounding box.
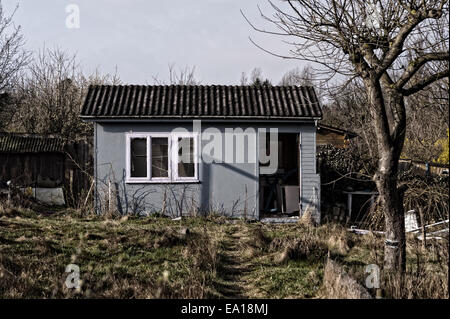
[63,141,93,206]
[399,159,449,176]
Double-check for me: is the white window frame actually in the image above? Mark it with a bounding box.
[125,132,198,183]
[126,133,150,183]
[172,132,199,182]
[149,133,172,182]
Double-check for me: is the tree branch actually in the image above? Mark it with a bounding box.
[376,8,444,78]
[396,51,450,89]
[403,69,450,96]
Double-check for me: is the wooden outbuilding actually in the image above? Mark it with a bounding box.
[0,132,92,205]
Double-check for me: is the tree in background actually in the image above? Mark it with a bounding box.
[240,67,272,86]
[279,65,315,86]
[245,0,449,274]
[436,129,449,164]
[9,48,120,142]
[402,70,449,162]
[322,81,379,175]
[0,4,29,130]
[153,64,200,85]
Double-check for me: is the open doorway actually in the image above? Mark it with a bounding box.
[259,133,300,218]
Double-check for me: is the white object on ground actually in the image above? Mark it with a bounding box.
[405,210,419,232]
[348,228,385,235]
[20,187,65,205]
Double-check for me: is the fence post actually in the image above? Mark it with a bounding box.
[7,180,11,205]
[108,179,111,213]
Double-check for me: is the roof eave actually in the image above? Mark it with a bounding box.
[80,115,322,122]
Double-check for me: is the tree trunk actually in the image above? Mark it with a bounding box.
[365,78,407,274]
[376,160,406,273]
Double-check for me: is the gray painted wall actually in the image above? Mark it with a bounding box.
[300,124,321,223]
[94,121,320,221]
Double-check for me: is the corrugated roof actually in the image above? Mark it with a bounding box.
[80,85,322,120]
[0,132,65,153]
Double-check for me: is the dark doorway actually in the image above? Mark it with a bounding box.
[259,133,300,217]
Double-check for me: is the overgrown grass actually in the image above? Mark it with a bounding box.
[0,202,447,299]
[0,204,222,298]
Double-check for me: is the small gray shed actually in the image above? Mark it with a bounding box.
[81,84,322,222]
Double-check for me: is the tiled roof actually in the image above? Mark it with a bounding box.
[80,85,322,120]
[0,132,65,153]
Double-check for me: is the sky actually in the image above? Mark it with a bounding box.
[2,0,306,85]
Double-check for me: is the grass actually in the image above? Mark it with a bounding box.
[0,206,223,298]
[0,202,448,299]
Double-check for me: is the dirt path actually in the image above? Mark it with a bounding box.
[215,224,254,298]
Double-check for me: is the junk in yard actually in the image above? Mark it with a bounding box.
[19,187,66,205]
[348,210,449,241]
[0,180,66,207]
[405,209,419,232]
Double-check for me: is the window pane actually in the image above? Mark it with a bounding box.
[130,138,147,177]
[178,137,195,178]
[151,137,169,178]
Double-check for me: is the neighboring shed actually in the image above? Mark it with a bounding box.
[317,124,357,148]
[0,132,66,187]
[0,132,92,205]
[81,84,323,222]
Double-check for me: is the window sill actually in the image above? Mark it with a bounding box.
[125,179,200,184]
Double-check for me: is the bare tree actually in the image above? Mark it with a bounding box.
[323,80,379,173]
[324,65,449,165]
[0,4,29,129]
[153,64,200,85]
[402,65,449,162]
[240,67,272,86]
[279,65,315,86]
[244,0,449,273]
[10,47,120,142]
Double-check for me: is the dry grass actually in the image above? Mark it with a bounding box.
[338,228,449,299]
[322,258,372,299]
[0,203,222,298]
[0,201,447,299]
[381,237,449,299]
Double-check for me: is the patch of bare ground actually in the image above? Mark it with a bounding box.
[214,224,260,298]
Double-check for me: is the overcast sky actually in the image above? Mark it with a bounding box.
[3,0,306,85]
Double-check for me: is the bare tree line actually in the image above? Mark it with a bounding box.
[10,48,121,142]
[0,3,29,131]
[0,6,122,141]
